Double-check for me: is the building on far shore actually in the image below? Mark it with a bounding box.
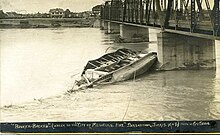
[1,8,93,19]
[64,9,71,18]
[82,11,92,18]
[49,8,64,18]
[5,12,22,18]
[0,10,6,19]
[92,5,103,17]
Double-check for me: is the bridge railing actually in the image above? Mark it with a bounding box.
[101,0,220,38]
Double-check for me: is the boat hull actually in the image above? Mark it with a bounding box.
[110,53,157,82]
[73,49,157,90]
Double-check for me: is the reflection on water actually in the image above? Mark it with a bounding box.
[0,28,219,121]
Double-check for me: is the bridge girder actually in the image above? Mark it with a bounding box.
[101,0,220,38]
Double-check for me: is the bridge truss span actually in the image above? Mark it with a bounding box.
[101,0,220,39]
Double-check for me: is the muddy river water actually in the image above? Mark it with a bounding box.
[0,28,219,121]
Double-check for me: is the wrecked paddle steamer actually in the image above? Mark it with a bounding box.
[74,48,157,89]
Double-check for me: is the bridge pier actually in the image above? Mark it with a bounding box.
[157,32,216,70]
[115,24,149,43]
[106,22,120,34]
[100,20,108,30]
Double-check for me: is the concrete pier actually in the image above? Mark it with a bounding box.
[92,19,101,28]
[157,32,216,70]
[100,20,108,30]
[116,24,149,43]
[107,22,120,34]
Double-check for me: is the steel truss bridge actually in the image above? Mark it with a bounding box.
[100,0,220,39]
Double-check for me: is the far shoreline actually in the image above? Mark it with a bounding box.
[0,17,99,29]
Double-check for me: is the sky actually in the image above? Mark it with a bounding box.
[0,0,105,13]
[0,0,215,13]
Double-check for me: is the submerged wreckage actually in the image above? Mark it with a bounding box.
[73,48,157,89]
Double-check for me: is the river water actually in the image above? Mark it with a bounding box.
[0,28,220,121]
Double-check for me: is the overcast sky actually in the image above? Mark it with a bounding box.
[0,0,215,13]
[0,0,104,13]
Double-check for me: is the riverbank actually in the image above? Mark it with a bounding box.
[0,18,98,28]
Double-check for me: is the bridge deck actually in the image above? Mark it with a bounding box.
[101,0,220,40]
